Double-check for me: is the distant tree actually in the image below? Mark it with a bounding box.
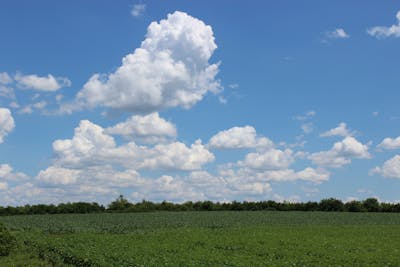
[363,198,380,212]
[319,198,344,211]
[344,200,365,212]
[108,195,131,211]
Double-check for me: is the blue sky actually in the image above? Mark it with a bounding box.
[0,1,400,205]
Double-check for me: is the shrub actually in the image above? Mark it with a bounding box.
[0,222,15,256]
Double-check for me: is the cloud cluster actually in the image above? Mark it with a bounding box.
[309,136,370,168]
[208,126,272,149]
[105,112,176,144]
[378,136,400,150]
[51,120,213,171]
[14,73,71,92]
[367,11,400,38]
[69,11,221,114]
[370,155,400,179]
[0,108,15,143]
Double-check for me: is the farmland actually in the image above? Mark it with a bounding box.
[1,211,400,266]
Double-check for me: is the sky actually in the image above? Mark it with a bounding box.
[0,1,400,205]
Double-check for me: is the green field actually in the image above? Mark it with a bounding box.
[1,211,400,266]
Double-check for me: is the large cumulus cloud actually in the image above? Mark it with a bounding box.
[66,11,221,113]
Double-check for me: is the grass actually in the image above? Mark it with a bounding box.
[0,238,52,267]
[1,211,400,266]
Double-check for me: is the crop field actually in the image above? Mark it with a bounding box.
[1,211,400,266]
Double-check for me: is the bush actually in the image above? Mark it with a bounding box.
[0,222,15,256]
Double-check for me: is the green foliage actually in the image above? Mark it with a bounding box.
[0,222,15,256]
[319,198,344,211]
[363,198,381,212]
[345,200,366,212]
[3,212,400,266]
[107,195,131,211]
[1,197,400,216]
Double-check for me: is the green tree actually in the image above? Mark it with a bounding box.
[344,200,365,212]
[363,198,380,212]
[108,195,131,211]
[319,198,344,211]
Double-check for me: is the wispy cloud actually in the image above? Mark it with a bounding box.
[131,4,146,17]
[367,11,400,38]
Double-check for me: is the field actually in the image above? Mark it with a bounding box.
[1,211,400,266]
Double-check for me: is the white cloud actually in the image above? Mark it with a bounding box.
[219,166,329,185]
[17,101,47,114]
[309,136,371,168]
[66,11,221,114]
[367,11,400,38]
[208,126,272,149]
[370,155,400,178]
[0,72,12,84]
[378,136,400,150]
[320,122,353,137]
[52,120,214,171]
[0,164,12,177]
[239,148,295,170]
[0,86,15,99]
[296,167,330,183]
[15,73,71,92]
[131,4,145,17]
[105,112,176,144]
[301,122,313,134]
[18,105,33,114]
[326,28,350,39]
[0,108,15,143]
[33,100,47,110]
[139,140,214,171]
[0,163,29,182]
[9,102,19,109]
[55,94,63,102]
[294,110,316,121]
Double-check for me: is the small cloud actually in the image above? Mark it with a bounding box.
[0,86,15,99]
[33,101,47,110]
[321,28,350,44]
[326,28,350,39]
[18,105,33,114]
[372,111,379,117]
[15,73,71,92]
[367,11,400,38]
[218,95,227,104]
[0,72,12,84]
[32,93,40,100]
[377,136,400,150]
[228,83,239,89]
[301,122,313,134]
[9,102,19,109]
[294,110,316,121]
[55,94,63,102]
[131,4,146,17]
[320,122,354,137]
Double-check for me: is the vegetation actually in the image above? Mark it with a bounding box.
[0,222,15,256]
[1,197,400,216]
[1,212,400,266]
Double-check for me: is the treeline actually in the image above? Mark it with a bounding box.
[1,196,400,216]
[0,202,105,216]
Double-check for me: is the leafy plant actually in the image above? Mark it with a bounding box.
[0,221,15,256]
